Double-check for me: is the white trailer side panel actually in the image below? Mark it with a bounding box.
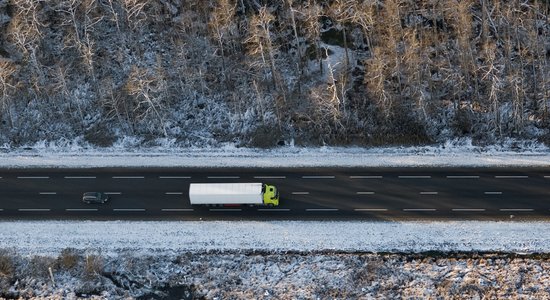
[189,183,263,205]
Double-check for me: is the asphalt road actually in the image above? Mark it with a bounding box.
[0,167,549,220]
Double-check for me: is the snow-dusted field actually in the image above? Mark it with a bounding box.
[1,221,549,256]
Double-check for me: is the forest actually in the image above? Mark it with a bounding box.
[0,0,548,148]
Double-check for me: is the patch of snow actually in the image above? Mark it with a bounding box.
[1,221,549,256]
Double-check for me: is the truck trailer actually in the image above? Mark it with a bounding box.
[189,183,279,206]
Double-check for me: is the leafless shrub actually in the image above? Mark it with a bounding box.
[58,248,79,270]
[0,252,14,278]
[84,254,103,278]
[24,256,56,279]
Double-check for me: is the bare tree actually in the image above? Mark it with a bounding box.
[302,0,323,74]
[6,0,44,95]
[125,65,168,136]
[245,6,280,90]
[121,0,147,30]
[365,47,391,117]
[0,60,18,126]
[208,0,237,80]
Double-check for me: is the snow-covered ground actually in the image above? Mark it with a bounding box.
[1,221,549,256]
[1,139,550,168]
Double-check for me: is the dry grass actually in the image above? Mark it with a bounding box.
[58,248,79,270]
[84,254,104,278]
[0,253,14,278]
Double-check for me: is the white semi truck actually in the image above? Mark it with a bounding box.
[189,183,279,206]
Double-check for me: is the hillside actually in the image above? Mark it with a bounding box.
[0,0,548,148]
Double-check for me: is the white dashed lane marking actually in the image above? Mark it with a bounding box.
[302,176,335,179]
[403,208,437,212]
[452,208,486,212]
[161,208,194,212]
[65,176,96,179]
[398,176,431,179]
[18,208,50,212]
[495,176,528,179]
[209,209,242,212]
[104,192,122,195]
[159,176,191,179]
[292,192,310,195]
[500,208,534,212]
[484,191,502,195]
[112,176,145,179]
[257,208,291,212]
[113,208,146,212]
[39,192,57,195]
[447,175,480,179]
[305,208,339,212]
[66,209,98,212]
[356,192,375,195]
[165,192,183,195]
[254,176,286,179]
[354,208,388,212]
[350,176,383,179]
[420,192,438,195]
[207,176,240,179]
[18,176,49,179]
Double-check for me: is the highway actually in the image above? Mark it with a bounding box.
[0,167,549,220]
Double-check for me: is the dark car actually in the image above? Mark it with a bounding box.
[82,192,109,204]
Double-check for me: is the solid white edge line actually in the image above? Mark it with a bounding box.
[17,176,49,179]
[305,208,339,212]
[452,208,486,212]
[495,176,529,179]
[209,209,242,212]
[500,208,534,212]
[18,209,51,212]
[354,208,388,212]
[398,176,431,179]
[446,175,480,179]
[292,192,310,195]
[420,192,438,195]
[257,208,291,211]
[112,176,145,179]
[356,192,375,195]
[159,176,192,179]
[484,192,503,195]
[66,209,99,212]
[165,192,183,195]
[302,176,335,179]
[254,176,286,179]
[350,176,383,179]
[161,208,194,212]
[104,192,122,195]
[113,208,146,212]
[207,176,240,179]
[64,176,96,179]
[403,208,437,212]
[39,192,57,195]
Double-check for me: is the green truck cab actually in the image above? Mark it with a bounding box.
[262,184,279,206]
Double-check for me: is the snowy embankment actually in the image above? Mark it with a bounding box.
[1,141,550,168]
[1,221,549,256]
